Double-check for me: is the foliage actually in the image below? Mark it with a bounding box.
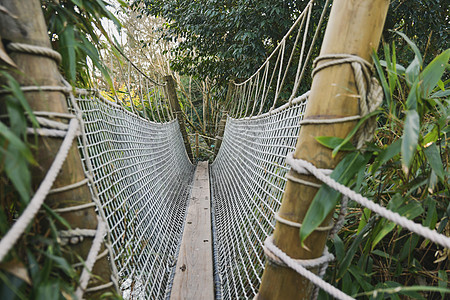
[303,37,449,298]
[132,0,448,88]
[383,0,449,64]
[41,0,127,85]
[132,0,326,84]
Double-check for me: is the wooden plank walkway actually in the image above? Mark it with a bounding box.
[170,161,214,300]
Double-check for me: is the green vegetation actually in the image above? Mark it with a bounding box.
[305,37,449,299]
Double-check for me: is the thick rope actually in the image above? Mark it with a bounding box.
[7,42,62,64]
[49,178,89,194]
[306,54,383,149]
[0,119,79,262]
[75,217,107,299]
[0,85,72,96]
[286,153,450,249]
[275,212,334,231]
[264,236,355,300]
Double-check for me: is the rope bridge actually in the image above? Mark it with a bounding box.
[211,94,308,299]
[1,0,450,299]
[72,90,194,298]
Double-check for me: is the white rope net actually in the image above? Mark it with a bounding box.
[70,90,194,299]
[211,95,308,299]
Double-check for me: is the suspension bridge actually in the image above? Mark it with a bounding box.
[0,0,449,299]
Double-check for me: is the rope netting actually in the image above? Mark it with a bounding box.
[0,39,194,299]
[210,0,450,299]
[2,1,450,299]
[70,89,194,299]
[211,94,308,299]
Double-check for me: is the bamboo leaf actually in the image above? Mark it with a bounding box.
[394,31,423,66]
[1,72,39,128]
[424,142,445,181]
[331,110,380,157]
[401,110,420,174]
[370,138,401,172]
[59,23,77,82]
[4,144,32,204]
[315,136,355,151]
[371,195,423,249]
[418,49,450,98]
[299,152,370,245]
[438,270,448,299]
[405,56,420,87]
[337,217,374,279]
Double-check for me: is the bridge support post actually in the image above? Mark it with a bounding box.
[214,111,227,157]
[164,75,194,163]
[258,0,389,299]
[0,0,115,297]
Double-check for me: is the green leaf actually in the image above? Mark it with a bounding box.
[41,252,76,278]
[355,285,450,299]
[59,24,77,82]
[357,208,371,234]
[372,196,423,249]
[438,270,448,299]
[333,234,344,261]
[299,152,370,245]
[331,110,380,157]
[371,249,397,261]
[423,142,445,181]
[0,271,28,300]
[419,49,450,98]
[405,56,421,87]
[337,217,374,279]
[373,51,392,109]
[394,31,423,66]
[4,143,32,204]
[1,72,39,128]
[41,204,72,230]
[423,198,438,230]
[35,280,60,300]
[401,110,420,174]
[315,136,355,152]
[370,139,401,172]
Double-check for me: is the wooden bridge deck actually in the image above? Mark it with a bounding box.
[170,161,215,300]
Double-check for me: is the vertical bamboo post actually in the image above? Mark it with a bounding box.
[164,75,194,162]
[214,111,227,157]
[195,132,200,158]
[0,0,114,297]
[258,1,389,299]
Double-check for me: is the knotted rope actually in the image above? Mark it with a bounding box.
[302,54,383,149]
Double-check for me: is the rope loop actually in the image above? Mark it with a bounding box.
[308,54,383,149]
[7,42,62,64]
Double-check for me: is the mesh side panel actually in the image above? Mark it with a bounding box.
[211,97,307,299]
[74,94,194,299]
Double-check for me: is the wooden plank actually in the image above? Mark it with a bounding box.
[170,161,214,300]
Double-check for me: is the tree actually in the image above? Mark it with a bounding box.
[133,0,320,84]
[133,0,448,85]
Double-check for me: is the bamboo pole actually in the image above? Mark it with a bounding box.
[195,132,200,158]
[214,111,227,157]
[0,0,114,297]
[258,0,389,299]
[164,75,194,162]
